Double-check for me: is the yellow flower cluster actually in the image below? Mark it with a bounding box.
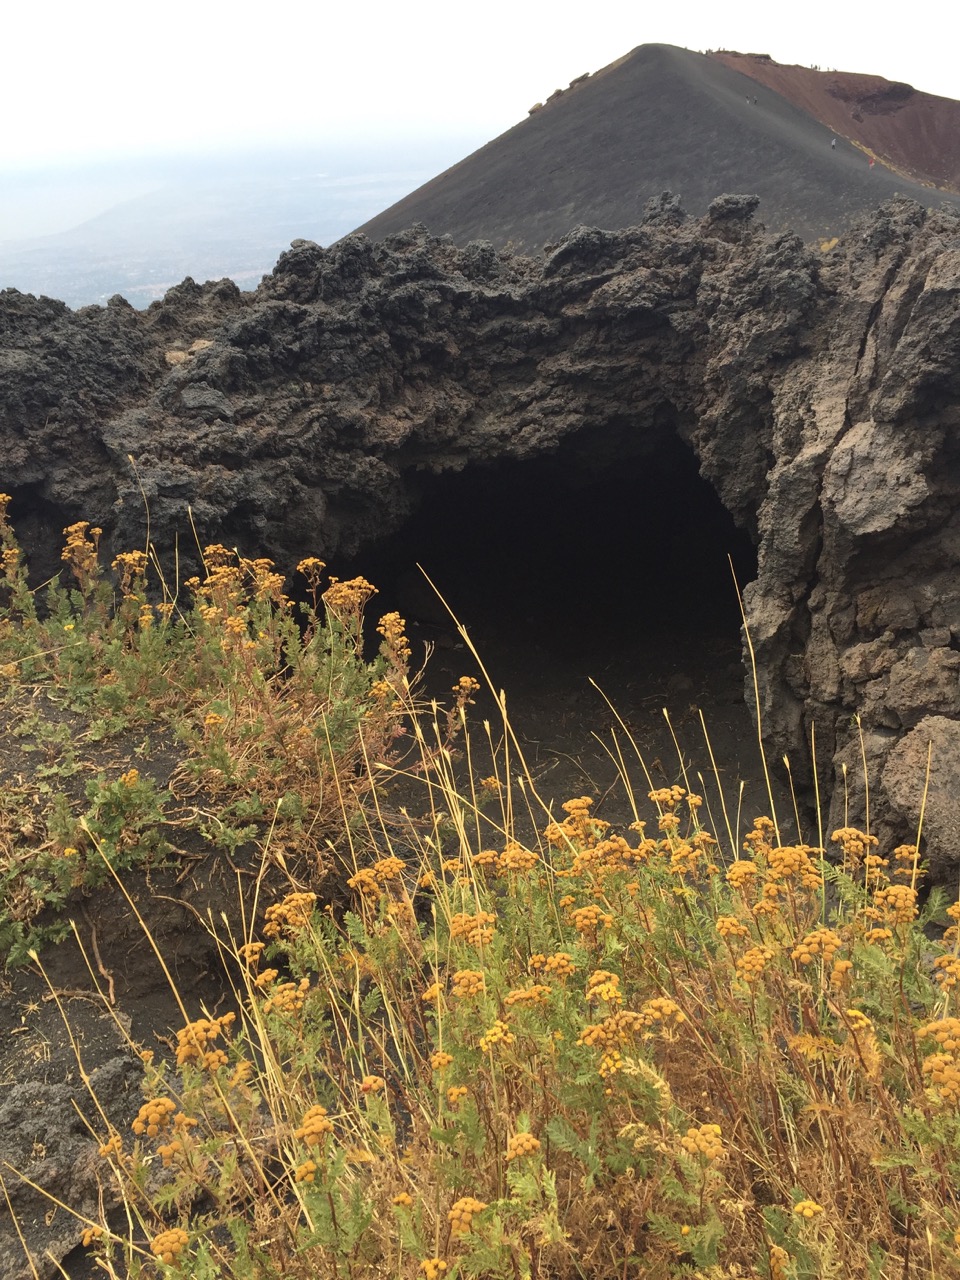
[263,977,311,1016]
[472,848,500,868]
[873,883,918,925]
[112,549,149,594]
[943,901,960,944]
[791,928,842,966]
[80,1226,103,1248]
[498,841,538,874]
[447,1085,469,1104]
[933,955,960,989]
[98,1135,123,1159]
[893,844,923,879]
[863,852,890,885]
[736,945,776,982]
[586,970,624,1004]
[296,557,326,587]
[448,1196,487,1235]
[680,1123,725,1162]
[579,999,684,1049]
[323,576,378,616]
[831,827,878,867]
[726,860,758,891]
[648,785,688,811]
[504,984,551,1006]
[451,675,480,701]
[767,844,822,890]
[430,1050,454,1070]
[641,996,686,1028]
[158,1140,183,1167]
[450,911,497,946]
[386,900,416,926]
[479,1019,515,1052]
[175,1012,236,1069]
[923,1055,960,1105]
[295,1105,334,1146]
[420,1259,447,1280]
[716,915,751,940]
[150,1228,189,1266]
[61,521,102,589]
[865,927,893,945]
[376,611,411,665]
[535,951,576,979]
[451,969,485,997]
[793,1200,824,1220]
[599,1049,623,1078]
[564,835,616,877]
[769,1244,790,1280]
[569,904,614,935]
[919,1018,960,1053]
[295,1160,317,1183]
[544,796,609,849]
[348,868,381,897]
[243,555,287,602]
[392,1191,414,1207]
[132,1097,176,1138]
[373,856,406,881]
[743,816,777,856]
[844,1008,874,1035]
[831,958,854,987]
[506,1132,541,1160]
[360,1075,385,1094]
[263,891,317,938]
[224,614,248,638]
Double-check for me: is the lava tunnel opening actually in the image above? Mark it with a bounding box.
[342,428,766,819]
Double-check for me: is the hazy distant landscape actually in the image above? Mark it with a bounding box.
[0,141,483,309]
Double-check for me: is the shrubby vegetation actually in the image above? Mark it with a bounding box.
[3,500,960,1278]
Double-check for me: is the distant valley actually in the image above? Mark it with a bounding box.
[0,141,484,309]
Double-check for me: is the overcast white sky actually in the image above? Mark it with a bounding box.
[2,0,956,172]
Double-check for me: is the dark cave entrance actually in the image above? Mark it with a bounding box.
[346,427,768,823]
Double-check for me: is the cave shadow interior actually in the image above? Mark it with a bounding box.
[348,429,764,813]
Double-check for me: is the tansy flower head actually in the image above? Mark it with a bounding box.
[448,1196,487,1235]
[295,1105,334,1146]
[479,1019,515,1052]
[680,1123,725,1162]
[451,969,485,998]
[506,1131,541,1161]
[132,1097,176,1139]
[150,1228,189,1266]
[794,1199,824,1220]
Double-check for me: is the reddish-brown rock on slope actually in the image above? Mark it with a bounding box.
[710,50,960,193]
